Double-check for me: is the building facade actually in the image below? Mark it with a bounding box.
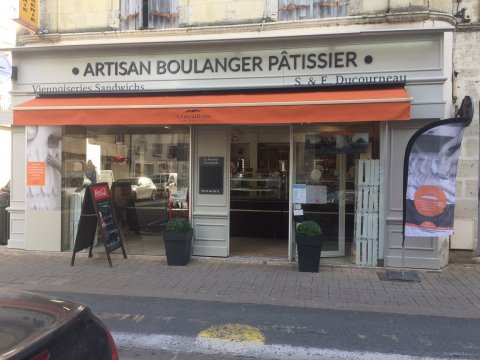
[6,0,479,268]
[450,0,480,259]
[0,0,15,188]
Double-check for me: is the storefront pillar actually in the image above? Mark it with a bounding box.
[7,126,26,249]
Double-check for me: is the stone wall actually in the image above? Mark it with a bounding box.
[36,0,458,34]
[451,0,479,258]
[348,0,450,15]
[180,0,264,26]
[452,0,479,23]
[40,0,117,33]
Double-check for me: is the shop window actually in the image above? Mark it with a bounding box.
[61,125,190,255]
[120,0,179,30]
[278,0,348,21]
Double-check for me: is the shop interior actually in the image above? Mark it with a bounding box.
[229,125,290,259]
[228,123,379,264]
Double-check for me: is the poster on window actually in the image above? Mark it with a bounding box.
[306,185,327,204]
[26,126,62,210]
[404,97,473,237]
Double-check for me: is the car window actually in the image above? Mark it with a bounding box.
[0,307,56,351]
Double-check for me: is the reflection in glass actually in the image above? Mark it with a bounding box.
[61,126,190,256]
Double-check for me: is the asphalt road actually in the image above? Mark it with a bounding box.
[43,291,480,359]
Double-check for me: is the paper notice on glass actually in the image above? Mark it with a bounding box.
[306,185,327,204]
[293,209,304,216]
[293,184,307,204]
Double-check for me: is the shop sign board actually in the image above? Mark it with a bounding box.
[71,183,127,267]
[199,157,224,194]
[14,0,39,34]
[15,35,442,94]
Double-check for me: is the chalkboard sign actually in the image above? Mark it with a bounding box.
[71,183,127,267]
[199,157,224,194]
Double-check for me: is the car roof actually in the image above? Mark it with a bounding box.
[0,288,85,357]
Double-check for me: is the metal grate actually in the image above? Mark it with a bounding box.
[377,271,389,281]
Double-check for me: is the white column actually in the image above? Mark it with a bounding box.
[7,126,26,249]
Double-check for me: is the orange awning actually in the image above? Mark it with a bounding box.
[13,87,411,125]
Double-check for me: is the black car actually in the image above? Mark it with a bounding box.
[0,288,118,359]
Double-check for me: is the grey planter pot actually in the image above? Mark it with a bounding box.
[296,235,323,273]
[163,229,193,266]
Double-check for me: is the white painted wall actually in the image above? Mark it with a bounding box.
[0,127,11,187]
[0,0,15,189]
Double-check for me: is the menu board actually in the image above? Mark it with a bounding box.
[199,157,224,194]
[71,183,127,267]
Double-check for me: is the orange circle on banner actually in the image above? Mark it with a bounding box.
[413,185,447,217]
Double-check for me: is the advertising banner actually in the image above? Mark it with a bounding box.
[404,97,473,237]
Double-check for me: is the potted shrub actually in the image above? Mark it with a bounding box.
[163,218,193,266]
[295,220,323,272]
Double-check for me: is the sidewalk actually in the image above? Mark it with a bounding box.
[1,248,479,319]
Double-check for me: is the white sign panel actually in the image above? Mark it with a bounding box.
[15,35,442,94]
[293,184,307,204]
[0,55,12,83]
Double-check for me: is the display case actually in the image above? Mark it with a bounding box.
[230,175,289,238]
[230,175,288,200]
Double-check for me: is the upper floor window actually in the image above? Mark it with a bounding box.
[121,0,179,30]
[278,0,348,21]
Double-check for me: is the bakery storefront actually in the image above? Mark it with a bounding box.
[10,30,452,268]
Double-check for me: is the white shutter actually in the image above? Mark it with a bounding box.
[279,0,348,21]
[149,0,178,29]
[354,159,380,266]
[120,0,140,30]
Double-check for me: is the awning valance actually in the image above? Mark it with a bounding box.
[13,87,411,125]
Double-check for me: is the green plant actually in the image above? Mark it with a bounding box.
[296,220,322,237]
[165,218,192,233]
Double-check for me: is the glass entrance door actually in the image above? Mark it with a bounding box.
[293,123,378,258]
[295,152,351,256]
[229,125,290,258]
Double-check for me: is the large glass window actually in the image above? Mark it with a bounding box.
[293,122,379,258]
[61,125,190,256]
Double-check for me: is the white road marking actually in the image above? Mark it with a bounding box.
[112,332,464,360]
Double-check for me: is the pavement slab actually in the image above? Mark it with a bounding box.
[0,248,479,318]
